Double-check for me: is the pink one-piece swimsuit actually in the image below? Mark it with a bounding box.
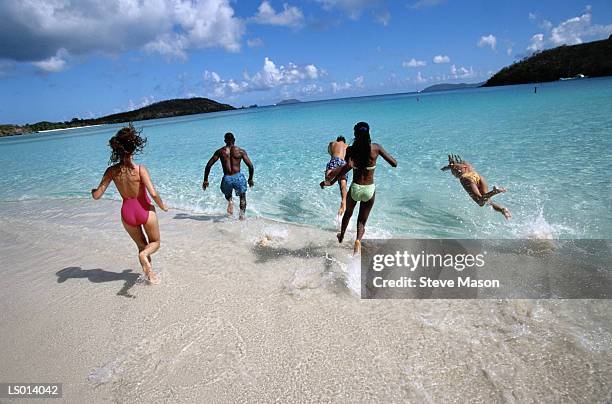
[120,166,152,226]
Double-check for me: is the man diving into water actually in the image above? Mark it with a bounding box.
[324,136,349,215]
[202,132,254,219]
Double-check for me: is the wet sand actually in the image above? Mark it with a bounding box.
[0,199,610,403]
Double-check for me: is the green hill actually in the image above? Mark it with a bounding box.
[1,97,235,137]
[97,98,234,124]
[484,35,612,87]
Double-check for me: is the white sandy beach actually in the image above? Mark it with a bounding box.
[37,124,105,133]
[0,198,610,403]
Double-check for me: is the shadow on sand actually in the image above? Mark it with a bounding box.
[251,243,327,264]
[173,213,228,223]
[56,267,141,298]
[251,243,352,294]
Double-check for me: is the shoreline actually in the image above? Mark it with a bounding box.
[0,195,345,236]
[0,198,610,402]
[0,123,108,138]
[37,123,105,133]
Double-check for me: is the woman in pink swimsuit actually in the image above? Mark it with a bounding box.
[91,125,168,284]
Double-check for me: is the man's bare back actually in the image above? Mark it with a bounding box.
[202,132,254,219]
[217,145,249,176]
[329,140,348,159]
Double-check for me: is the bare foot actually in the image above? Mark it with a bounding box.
[353,240,361,255]
[147,271,161,285]
[337,232,344,243]
[502,208,512,220]
[139,252,159,284]
[227,200,234,216]
[239,210,245,220]
[493,186,507,193]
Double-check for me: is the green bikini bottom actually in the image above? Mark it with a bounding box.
[349,183,375,202]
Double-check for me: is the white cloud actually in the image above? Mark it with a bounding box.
[527,33,545,51]
[433,55,450,64]
[143,34,191,60]
[204,70,222,83]
[247,38,264,48]
[354,75,365,88]
[524,11,612,53]
[530,12,553,31]
[478,34,497,50]
[299,84,323,95]
[550,12,612,46]
[506,47,513,56]
[403,58,427,68]
[450,64,475,79]
[147,0,244,57]
[409,0,446,10]
[331,81,352,93]
[31,49,68,72]
[250,1,304,27]
[540,20,553,30]
[127,95,156,111]
[0,0,244,66]
[415,71,427,84]
[204,57,323,97]
[314,0,382,20]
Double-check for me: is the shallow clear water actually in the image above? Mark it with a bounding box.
[1,78,611,238]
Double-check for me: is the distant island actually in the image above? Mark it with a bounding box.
[0,97,235,137]
[484,35,612,87]
[421,82,484,93]
[276,99,301,105]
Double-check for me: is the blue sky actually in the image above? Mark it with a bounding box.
[1,0,611,124]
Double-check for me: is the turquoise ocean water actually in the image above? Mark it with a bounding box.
[1,78,611,239]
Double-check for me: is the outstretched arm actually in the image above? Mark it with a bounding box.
[91,167,112,200]
[203,151,220,190]
[242,150,254,187]
[378,145,397,167]
[140,165,168,211]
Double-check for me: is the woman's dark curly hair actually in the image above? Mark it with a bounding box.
[108,124,147,164]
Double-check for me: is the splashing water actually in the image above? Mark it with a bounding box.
[509,208,577,239]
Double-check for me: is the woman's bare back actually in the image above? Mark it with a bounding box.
[350,143,397,185]
[110,164,143,199]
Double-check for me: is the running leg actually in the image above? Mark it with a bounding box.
[141,209,161,284]
[338,177,348,216]
[338,193,357,243]
[355,193,376,254]
[239,193,247,220]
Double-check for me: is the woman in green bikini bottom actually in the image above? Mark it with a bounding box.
[321,122,397,254]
